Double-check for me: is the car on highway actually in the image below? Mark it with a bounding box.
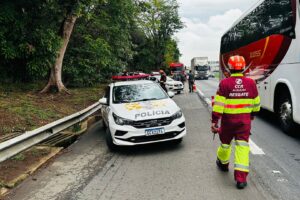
[99,80,186,150]
[147,75,184,94]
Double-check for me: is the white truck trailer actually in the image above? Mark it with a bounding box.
[191,57,211,80]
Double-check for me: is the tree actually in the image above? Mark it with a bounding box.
[0,0,62,83]
[41,0,99,93]
[136,0,183,70]
[63,0,136,86]
[164,38,180,66]
[0,0,183,88]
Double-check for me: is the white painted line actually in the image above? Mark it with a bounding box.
[272,170,281,174]
[249,139,265,155]
[197,86,265,156]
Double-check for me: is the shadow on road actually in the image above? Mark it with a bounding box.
[114,140,184,156]
[258,109,300,139]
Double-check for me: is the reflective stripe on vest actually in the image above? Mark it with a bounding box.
[213,95,226,114]
[213,94,261,114]
[224,99,255,114]
[253,96,261,112]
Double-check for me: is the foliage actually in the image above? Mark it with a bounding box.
[132,0,183,71]
[0,0,62,82]
[11,153,25,161]
[64,0,136,86]
[0,0,183,87]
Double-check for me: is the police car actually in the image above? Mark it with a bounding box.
[148,75,184,94]
[99,80,186,150]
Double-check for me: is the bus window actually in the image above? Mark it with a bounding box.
[221,0,295,54]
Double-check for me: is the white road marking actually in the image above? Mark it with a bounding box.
[272,170,281,174]
[196,86,265,155]
[277,178,288,182]
[249,139,265,155]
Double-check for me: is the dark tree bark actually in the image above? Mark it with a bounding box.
[40,15,77,94]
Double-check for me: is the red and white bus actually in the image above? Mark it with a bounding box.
[220,0,299,134]
[170,62,185,75]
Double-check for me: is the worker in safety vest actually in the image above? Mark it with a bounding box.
[211,55,260,189]
[159,70,167,92]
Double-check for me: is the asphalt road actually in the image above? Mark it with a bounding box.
[6,84,300,200]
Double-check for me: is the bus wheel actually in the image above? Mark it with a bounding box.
[277,93,295,134]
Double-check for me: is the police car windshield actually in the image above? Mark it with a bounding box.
[113,83,168,104]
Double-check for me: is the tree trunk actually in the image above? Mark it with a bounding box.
[40,15,77,94]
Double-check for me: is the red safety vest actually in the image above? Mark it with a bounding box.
[212,73,260,134]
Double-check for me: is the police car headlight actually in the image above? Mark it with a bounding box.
[172,110,183,119]
[113,113,133,126]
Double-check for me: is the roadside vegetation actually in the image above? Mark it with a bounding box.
[0,0,183,137]
[0,83,105,137]
[0,0,183,92]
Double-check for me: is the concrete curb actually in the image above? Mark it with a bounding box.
[5,147,63,189]
[0,114,102,197]
[0,146,62,197]
[196,89,213,112]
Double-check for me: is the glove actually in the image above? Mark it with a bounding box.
[211,123,219,134]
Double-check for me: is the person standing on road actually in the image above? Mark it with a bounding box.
[211,55,260,189]
[159,69,168,92]
[180,73,186,86]
[187,70,195,93]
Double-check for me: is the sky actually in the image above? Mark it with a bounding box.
[176,0,259,65]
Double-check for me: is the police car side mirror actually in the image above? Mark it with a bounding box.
[168,91,175,98]
[99,97,108,105]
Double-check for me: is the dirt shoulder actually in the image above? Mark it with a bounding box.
[0,83,105,138]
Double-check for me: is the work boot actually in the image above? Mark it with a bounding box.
[216,159,229,172]
[236,182,247,189]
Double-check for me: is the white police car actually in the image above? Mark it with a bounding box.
[148,75,184,94]
[99,80,186,150]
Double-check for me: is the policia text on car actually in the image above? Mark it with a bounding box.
[211,55,261,189]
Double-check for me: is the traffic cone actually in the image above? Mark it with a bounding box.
[193,84,196,92]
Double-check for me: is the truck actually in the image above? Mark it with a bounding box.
[169,62,185,75]
[191,57,211,80]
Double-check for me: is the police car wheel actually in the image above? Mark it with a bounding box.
[102,120,107,129]
[278,94,295,134]
[106,128,118,151]
[177,91,181,94]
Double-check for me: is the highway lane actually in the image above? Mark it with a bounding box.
[195,78,300,200]
[7,90,273,200]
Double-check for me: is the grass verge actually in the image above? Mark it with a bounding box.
[0,83,105,138]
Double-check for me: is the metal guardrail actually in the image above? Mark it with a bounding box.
[0,102,102,162]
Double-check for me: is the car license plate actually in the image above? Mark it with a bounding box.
[145,128,165,136]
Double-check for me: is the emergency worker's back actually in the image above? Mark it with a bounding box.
[215,74,259,134]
